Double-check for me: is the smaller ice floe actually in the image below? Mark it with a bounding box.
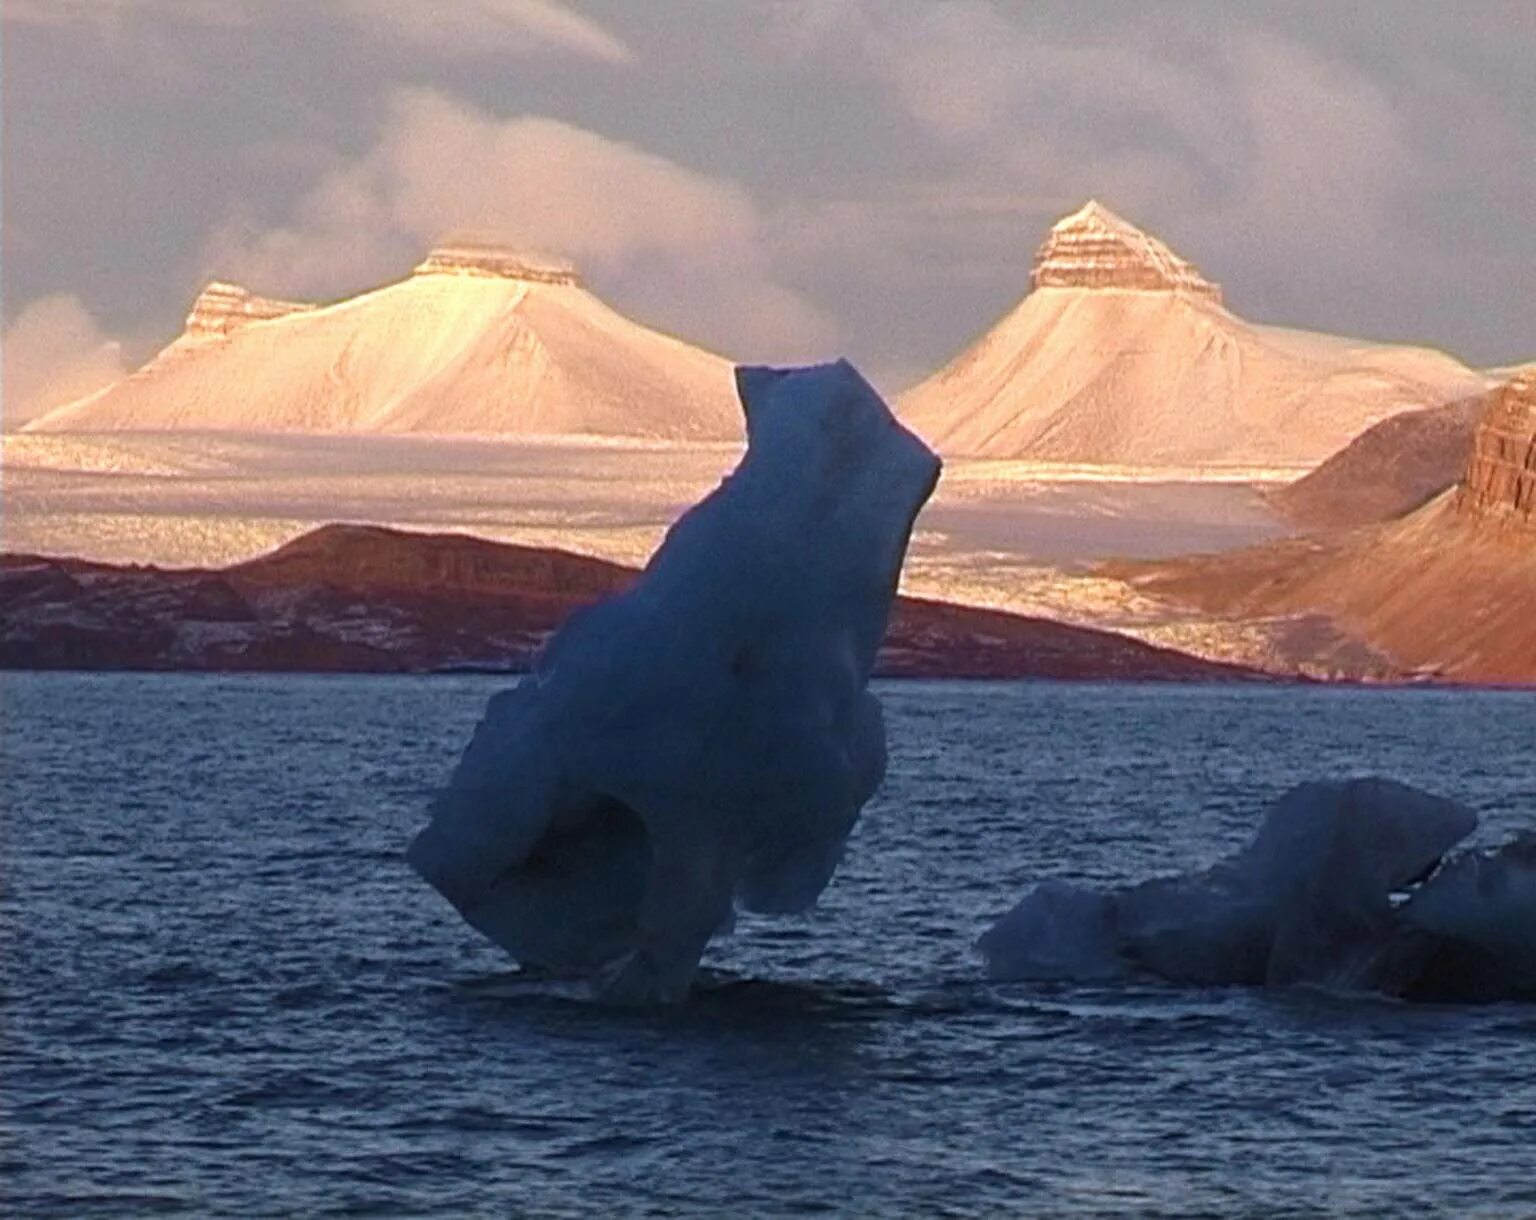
[409,360,939,1004]
[981,778,1536,1002]
[1398,831,1536,1001]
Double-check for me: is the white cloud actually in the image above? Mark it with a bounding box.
[338,0,633,64]
[1,295,127,428]
[203,89,837,361]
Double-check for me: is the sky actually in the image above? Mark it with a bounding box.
[3,0,1534,422]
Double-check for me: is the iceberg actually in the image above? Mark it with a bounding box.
[980,779,1493,994]
[408,361,940,1003]
[1398,831,1536,1001]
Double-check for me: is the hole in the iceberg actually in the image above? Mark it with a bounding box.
[520,794,652,884]
[480,793,655,974]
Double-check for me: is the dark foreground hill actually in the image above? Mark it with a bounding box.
[0,523,1258,681]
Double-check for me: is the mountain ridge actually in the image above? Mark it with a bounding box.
[1270,392,1489,530]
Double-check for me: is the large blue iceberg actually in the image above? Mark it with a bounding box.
[980,778,1536,1002]
[409,361,940,1002]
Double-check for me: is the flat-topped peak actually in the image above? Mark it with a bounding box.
[26,232,739,438]
[412,238,581,287]
[185,281,314,338]
[1032,200,1222,303]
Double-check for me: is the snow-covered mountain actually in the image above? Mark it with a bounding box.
[25,242,743,440]
[901,201,1489,469]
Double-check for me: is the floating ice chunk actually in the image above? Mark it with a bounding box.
[1112,868,1273,985]
[981,779,1478,991]
[976,881,1125,981]
[1399,831,1536,1000]
[409,361,939,1003]
[1241,779,1478,988]
[1237,779,1475,897]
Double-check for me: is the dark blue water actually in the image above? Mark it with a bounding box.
[4,674,1535,1217]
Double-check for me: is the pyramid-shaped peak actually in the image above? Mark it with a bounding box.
[1033,200,1221,303]
[184,281,315,339]
[413,237,581,287]
[1053,199,1135,231]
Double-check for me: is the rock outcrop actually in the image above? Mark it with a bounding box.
[412,240,580,287]
[901,201,1486,468]
[183,281,314,339]
[1030,200,1222,303]
[1456,370,1536,526]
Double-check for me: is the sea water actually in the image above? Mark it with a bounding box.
[4,674,1534,1216]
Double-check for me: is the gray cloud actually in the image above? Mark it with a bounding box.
[4,0,248,28]
[760,1,1533,376]
[335,0,633,64]
[201,89,838,361]
[2,0,1531,399]
[7,0,632,61]
[1,294,127,427]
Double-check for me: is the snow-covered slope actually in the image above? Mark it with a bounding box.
[25,244,742,440]
[901,201,1488,469]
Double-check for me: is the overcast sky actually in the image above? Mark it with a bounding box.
[4,0,1533,421]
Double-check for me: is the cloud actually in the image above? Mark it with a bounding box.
[6,0,632,63]
[338,0,633,64]
[779,2,1238,197]
[203,89,837,361]
[2,295,126,428]
[8,0,1528,385]
[2,0,246,29]
[1226,37,1406,224]
[764,3,1449,354]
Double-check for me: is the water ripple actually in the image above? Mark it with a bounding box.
[4,674,1535,1216]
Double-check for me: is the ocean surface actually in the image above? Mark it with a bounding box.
[4,673,1535,1217]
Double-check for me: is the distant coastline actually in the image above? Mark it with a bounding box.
[0,523,1261,684]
